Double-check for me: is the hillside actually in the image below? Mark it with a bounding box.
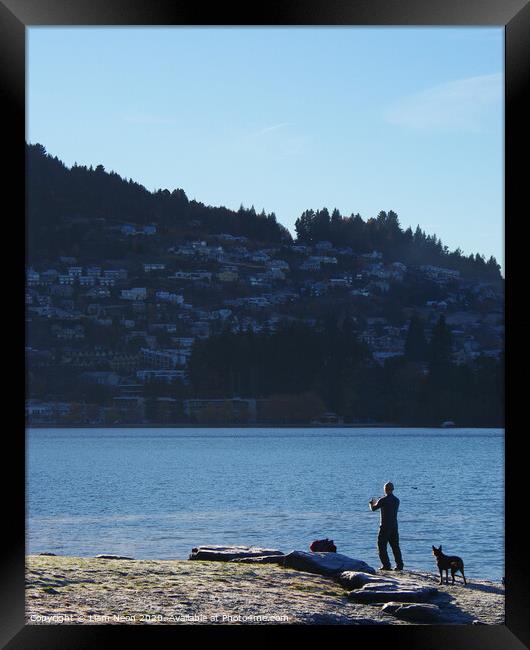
[25,144,504,427]
[26,143,291,263]
[27,143,501,282]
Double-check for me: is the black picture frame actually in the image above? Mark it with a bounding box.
[2,0,527,647]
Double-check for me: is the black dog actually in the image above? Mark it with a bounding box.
[432,545,467,586]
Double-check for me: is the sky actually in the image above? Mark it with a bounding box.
[27,27,504,268]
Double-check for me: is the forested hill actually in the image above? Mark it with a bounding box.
[26,143,291,253]
[295,209,502,281]
[27,143,502,282]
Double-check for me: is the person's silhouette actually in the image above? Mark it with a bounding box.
[369,481,404,571]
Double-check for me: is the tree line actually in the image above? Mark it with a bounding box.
[26,143,291,260]
[295,208,502,281]
[28,143,502,284]
[187,317,503,426]
[27,315,503,426]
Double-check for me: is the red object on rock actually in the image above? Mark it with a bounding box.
[310,538,337,553]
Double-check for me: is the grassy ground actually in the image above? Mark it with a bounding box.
[25,555,505,625]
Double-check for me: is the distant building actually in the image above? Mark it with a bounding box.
[173,271,212,282]
[144,263,166,272]
[87,286,111,298]
[136,369,188,384]
[419,265,460,283]
[121,287,147,301]
[246,296,270,308]
[373,351,402,365]
[330,277,350,288]
[268,259,290,271]
[52,324,85,339]
[26,269,40,286]
[104,269,128,281]
[251,252,270,263]
[363,251,383,260]
[140,347,188,368]
[121,224,137,235]
[40,270,59,285]
[112,396,145,422]
[183,398,258,423]
[79,276,96,286]
[291,244,310,254]
[155,291,184,304]
[313,255,337,265]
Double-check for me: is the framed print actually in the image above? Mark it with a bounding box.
[1,0,527,647]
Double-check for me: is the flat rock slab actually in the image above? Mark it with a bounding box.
[189,546,284,561]
[348,583,438,604]
[338,571,397,590]
[230,555,286,565]
[283,551,375,577]
[382,601,443,622]
[94,555,135,560]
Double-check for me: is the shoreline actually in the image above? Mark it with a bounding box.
[25,553,505,626]
[26,423,500,429]
[26,552,504,584]
[26,422,396,429]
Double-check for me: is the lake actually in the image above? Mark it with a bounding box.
[26,427,504,581]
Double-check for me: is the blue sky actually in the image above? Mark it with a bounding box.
[27,27,504,267]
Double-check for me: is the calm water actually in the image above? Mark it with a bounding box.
[27,428,504,580]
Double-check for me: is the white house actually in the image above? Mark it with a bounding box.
[121,287,147,301]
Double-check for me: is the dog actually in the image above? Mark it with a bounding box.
[432,545,467,586]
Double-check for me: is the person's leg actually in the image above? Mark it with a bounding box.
[377,528,391,569]
[388,528,404,569]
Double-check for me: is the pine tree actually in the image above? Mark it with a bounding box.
[429,315,453,368]
[404,316,428,362]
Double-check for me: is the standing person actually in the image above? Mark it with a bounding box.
[369,482,404,571]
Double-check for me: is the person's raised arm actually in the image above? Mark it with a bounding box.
[369,497,382,511]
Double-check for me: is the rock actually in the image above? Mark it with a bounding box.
[94,554,135,560]
[338,570,396,590]
[230,555,285,565]
[347,583,438,604]
[38,552,57,556]
[189,545,284,562]
[283,551,375,577]
[381,601,443,622]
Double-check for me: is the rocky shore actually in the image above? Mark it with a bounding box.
[25,547,504,625]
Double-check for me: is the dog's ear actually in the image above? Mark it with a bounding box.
[439,545,442,551]
[432,545,435,550]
